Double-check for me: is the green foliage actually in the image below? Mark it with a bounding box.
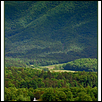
[41,88,68,101]
[41,88,56,101]
[5,1,97,66]
[5,87,97,101]
[66,91,73,101]
[5,87,31,101]
[5,57,28,68]
[5,66,98,89]
[63,58,97,72]
[74,92,92,101]
[5,66,98,101]
[5,57,59,67]
[16,95,30,101]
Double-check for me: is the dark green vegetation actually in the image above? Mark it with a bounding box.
[5,67,97,101]
[5,57,59,68]
[5,1,98,67]
[63,58,97,72]
[4,1,98,101]
[5,58,97,72]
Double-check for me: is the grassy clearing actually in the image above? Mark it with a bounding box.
[50,70,76,73]
[40,63,65,69]
[34,63,76,73]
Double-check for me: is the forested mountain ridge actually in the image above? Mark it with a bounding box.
[5,1,98,66]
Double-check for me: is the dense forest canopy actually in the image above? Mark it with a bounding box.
[62,58,97,72]
[5,66,98,101]
[5,1,97,67]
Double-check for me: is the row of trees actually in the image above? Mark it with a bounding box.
[41,86,97,101]
[62,58,97,72]
[5,66,98,101]
[5,67,97,89]
[5,86,97,101]
[5,57,59,68]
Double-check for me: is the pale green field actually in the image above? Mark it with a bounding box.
[33,63,76,73]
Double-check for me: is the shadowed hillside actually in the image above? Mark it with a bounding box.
[5,1,98,67]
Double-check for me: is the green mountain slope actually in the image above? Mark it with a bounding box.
[62,58,97,72]
[5,1,98,66]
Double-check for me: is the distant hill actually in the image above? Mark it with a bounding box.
[5,1,98,66]
[62,58,97,72]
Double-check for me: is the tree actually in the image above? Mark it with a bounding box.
[66,91,73,101]
[4,87,18,101]
[74,91,92,101]
[28,80,38,89]
[47,70,52,78]
[58,81,62,88]
[28,88,35,101]
[56,91,66,101]
[8,81,15,87]
[5,87,12,101]
[91,87,98,101]
[41,89,66,101]
[16,95,30,101]
[41,88,56,101]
